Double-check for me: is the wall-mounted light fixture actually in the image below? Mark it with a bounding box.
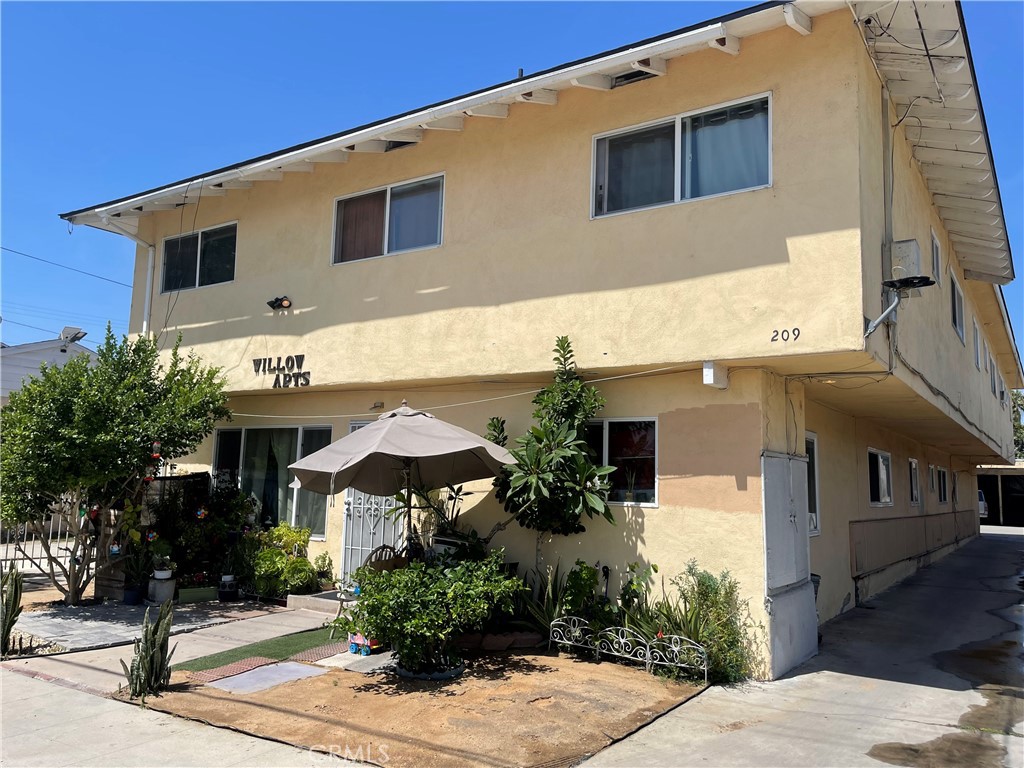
[267,296,292,311]
[59,326,87,353]
[863,276,935,338]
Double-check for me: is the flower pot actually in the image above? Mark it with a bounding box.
[122,585,145,605]
[153,569,172,580]
[148,577,176,604]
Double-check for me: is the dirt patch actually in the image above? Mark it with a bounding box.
[20,581,80,612]
[867,731,1005,768]
[134,652,702,768]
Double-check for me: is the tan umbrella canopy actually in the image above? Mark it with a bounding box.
[288,401,513,541]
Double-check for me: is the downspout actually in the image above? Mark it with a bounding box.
[98,215,156,337]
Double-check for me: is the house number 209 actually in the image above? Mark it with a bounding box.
[770,328,801,342]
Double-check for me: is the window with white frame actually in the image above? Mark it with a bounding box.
[593,96,770,217]
[990,358,997,396]
[950,277,965,343]
[162,223,236,292]
[937,467,949,503]
[806,433,820,535]
[984,340,989,371]
[928,464,936,492]
[584,419,657,504]
[333,175,443,263]
[998,375,1007,408]
[973,321,981,370]
[951,472,959,507]
[868,448,892,506]
[909,458,920,506]
[214,426,332,537]
[931,231,942,285]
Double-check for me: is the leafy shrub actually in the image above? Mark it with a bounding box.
[283,557,319,594]
[672,561,759,683]
[313,552,334,580]
[337,549,523,674]
[261,522,310,557]
[253,548,287,597]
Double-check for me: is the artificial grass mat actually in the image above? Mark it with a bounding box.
[173,627,336,673]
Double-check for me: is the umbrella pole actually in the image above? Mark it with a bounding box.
[403,459,413,547]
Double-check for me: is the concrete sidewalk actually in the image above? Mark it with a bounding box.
[1,608,328,694]
[0,670,352,767]
[584,528,1024,767]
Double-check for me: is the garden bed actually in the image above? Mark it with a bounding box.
[137,651,703,768]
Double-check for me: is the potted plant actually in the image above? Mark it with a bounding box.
[121,541,150,605]
[218,546,240,602]
[148,540,176,604]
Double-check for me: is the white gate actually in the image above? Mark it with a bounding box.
[0,515,73,575]
[340,422,404,579]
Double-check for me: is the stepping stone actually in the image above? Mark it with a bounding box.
[289,642,348,663]
[188,656,277,683]
[206,662,327,694]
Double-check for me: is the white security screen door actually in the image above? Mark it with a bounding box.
[340,422,405,579]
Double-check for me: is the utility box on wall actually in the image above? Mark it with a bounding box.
[891,239,922,279]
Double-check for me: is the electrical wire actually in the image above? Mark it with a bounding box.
[0,246,132,288]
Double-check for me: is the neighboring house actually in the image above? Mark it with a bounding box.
[0,328,95,406]
[60,1,1020,678]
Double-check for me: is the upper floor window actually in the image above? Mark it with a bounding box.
[973,321,981,370]
[950,277,965,343]
[990,357,997,396]
[909,458,920,506]
[333,175,443,264]
[162,223,236,292]
[584,418,657,505]
[867,448,892,506]
[593,96,770,217]
[931,231,942,286]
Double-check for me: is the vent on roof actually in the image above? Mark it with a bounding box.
[612,70,657,88]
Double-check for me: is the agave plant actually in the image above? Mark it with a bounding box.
[120,600,176,701]
[1,563,23,657]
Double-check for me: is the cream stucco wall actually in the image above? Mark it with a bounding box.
[130,11,868,395]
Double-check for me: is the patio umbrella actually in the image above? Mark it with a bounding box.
[288,401,514,542]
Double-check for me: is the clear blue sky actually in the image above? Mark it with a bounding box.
[2,1,1021,360]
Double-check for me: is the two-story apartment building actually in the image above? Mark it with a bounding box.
[61,1,1020,677]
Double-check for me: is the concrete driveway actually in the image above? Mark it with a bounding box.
[585,527,1023,768]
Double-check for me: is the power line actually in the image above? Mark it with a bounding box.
[0,318,100,348]
[0,246,132,288]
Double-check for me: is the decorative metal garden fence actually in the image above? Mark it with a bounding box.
[549,615,709,682]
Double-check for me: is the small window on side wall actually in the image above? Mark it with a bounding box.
[909,459,920,506]
[868,448,892,506]
[162,224,236,293]
[931,232,942,286]
[806,434,819,535]
[937,468,949,503]
[950,277,965,343]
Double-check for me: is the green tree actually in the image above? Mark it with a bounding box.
[490,337,615,565]
[0,329,230,604]
[1013,390,1024,460]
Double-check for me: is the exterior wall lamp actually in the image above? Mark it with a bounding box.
[267,296,292,311]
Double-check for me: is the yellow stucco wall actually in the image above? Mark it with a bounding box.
[130,11,867,393]
[174,369,773,634]
[807,398,979,622]
[855,54,1016,460]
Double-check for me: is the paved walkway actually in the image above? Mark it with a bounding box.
[2,608,328,694]
[15,600,280,651]
[584,527,1024,768]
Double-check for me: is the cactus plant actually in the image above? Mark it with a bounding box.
[120,600,177,700]
[1,562,23,657]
